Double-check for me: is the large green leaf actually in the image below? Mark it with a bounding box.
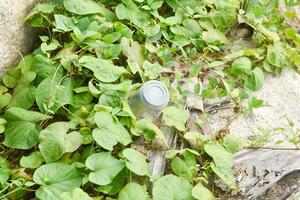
[171,151,198,181]
[4,121,39,149]
[4,107,51,122]
[92,112,132,150]
[153,175,194,200]
[204,142,235,188]
[64,0,104,15]
[120,37,145,75]
[135,119,167,144]
[54,14,75,32]
[223,134,246,153]
[79,56,128,83]
[162,106,190,131]
[36,75,73,113]
[39,122,82,163]
[33,163,83,200]
[192,183,214,200]
[60,188,93,200]
[142,60,164,79]
[231,57,252,75]
[3,107,51,149]
[123,148,150,176]
[20,152,44,169]
[8,86,36,109]
[244,67,264,91]
[118,182,148,200]
[85,152,125,185]
[115,0,149,28]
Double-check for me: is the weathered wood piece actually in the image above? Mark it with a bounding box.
[233,148,300,199]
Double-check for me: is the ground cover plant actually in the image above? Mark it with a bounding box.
[0,0,299,199]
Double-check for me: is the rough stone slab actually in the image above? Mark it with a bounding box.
[0,0,40,76]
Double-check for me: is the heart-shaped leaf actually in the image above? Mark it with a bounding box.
[39,122,82,163]
[86,152,125,185]
[33,163,83,200]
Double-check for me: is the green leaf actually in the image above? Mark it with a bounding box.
[8,86,36,109]
[33,163,83,200]
[247,96,265,113]
[121,37,145,75]
[136,119,167,144]
[171,151,198,181]
[115,0,149,28]
[267,43,287,68]
[64,0,103,15]
[60,188,93,200]
[54,14,75,32]
[202,29,229,45]
[153,174,194,200]
[162,106,190,131]
[98,170,126,195]
[20,152,44,169]
[4,122,40,149]
[79,56,127,83]
[0,157,10,185]
[192,183,214,200]
[36,76,73,113]
[204,142,235,188]
[123,148,150,176]
[0,93,12,109]
[244,67,264,91]
[30,55,56,83]
[85,152,125,185]
[3,107,51,149]
[231,57,252,75]
[118,182,148,200]
[92,112,132,150]
[171,157,193,181]
[223,134,246,153]
[142,60,164,79]
[4,107,51,122]
[71,22,101,44]
[39,122,82,163]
